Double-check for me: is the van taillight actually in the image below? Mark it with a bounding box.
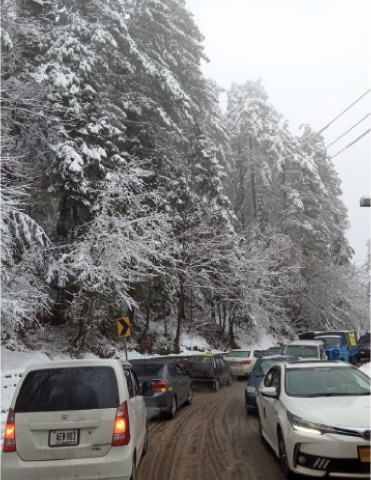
[153,381,167,393]
[112,401,131,446]
[240,360,251,365]
[3,408,16,452]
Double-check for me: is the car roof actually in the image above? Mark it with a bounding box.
[21,358,126,371]
[283,360,351,369]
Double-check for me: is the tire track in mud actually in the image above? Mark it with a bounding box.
[137,381,287,480]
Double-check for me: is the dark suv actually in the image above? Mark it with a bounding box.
[183,353,233,392]
[358,332,370,361]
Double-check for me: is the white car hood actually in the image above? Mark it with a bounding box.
[285,395,370,428]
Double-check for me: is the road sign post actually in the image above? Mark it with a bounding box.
[117,317,131,360]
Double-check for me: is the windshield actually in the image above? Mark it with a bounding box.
[285,346,318,358]
[318,336,342,348]
[285,367,371,397]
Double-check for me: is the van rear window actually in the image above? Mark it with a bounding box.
[14,366,119,412]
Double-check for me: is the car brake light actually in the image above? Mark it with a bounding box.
[208,372,215,379]
[112,401,131,446]
[153,381,167,393]
[240,360,251,365]
[3,408,16,453]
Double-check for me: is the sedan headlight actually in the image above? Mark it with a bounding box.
[287,411,338,436]
[246,386,257,393]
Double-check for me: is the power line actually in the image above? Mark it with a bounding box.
[318,89,371,134]
[326,113,371,148]
[330,128,370,160]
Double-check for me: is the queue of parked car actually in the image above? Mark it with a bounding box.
[2,337,370,480]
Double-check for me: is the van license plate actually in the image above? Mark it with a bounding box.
[49,429,79,447]
[358,446,370,463]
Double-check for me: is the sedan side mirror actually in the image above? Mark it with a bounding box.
[259,386,278,398]
[141,381,154,397]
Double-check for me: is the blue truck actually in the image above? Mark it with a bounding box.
[298,330,359,364]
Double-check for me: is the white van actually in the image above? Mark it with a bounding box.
[285,339,327,360]
[1,358,153,480]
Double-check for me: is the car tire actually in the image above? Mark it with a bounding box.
[213,379,220,392]
[258,416,268,447]
[185,387,193,405]
[142,425,149,456]
[278,429,294,479]
[130,457,136,480]
[168,396,177,419]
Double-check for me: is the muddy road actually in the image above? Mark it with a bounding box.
[137,380,293,480]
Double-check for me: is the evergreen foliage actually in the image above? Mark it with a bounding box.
[1,0,369,353]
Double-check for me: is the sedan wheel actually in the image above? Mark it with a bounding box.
[130,457,136,480]
[168,396,177,419]
[278,430,293,479]
[186,387,193,405]
[142,425,149,456]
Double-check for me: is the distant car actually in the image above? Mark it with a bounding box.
[245,355,298,414]
[358,333,370,361]
[224,348,265,379]
[129,358,192,419]
[284,340,327,360]
[184,353,233,391]
[257,360,371,478]
[2,358,152,480]
[263,346,286,356]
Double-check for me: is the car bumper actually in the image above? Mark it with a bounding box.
[285,427,371,478]
[245,391,258,411]
[144,393,171,415]
[228,365,250,377]
[1,446,134,480]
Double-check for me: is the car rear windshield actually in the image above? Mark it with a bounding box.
[226,351,250,358]
[187,357,213,368]
[130,362,165,376]
[317,336,342,348]
[14,366,119,412]
[285,346,318,357]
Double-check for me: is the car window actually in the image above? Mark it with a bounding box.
[226,351,250,358]
[285,346,319,357]
[285,366,371,396]
[130,361,164,376]
[176,364,186,376]
[14,366,119,412]
[263,367,276,387]
[318,336,342,348]
[188,357,213,368]
[359,334,370,345]
[123,366,140,398]
[254,350,264,358]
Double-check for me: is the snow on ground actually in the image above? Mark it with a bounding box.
[1,330,370,444]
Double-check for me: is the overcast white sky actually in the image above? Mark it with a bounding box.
[186,0,371,265]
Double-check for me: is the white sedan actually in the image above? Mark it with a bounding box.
[224,348,265,379]
[257,361,371,478]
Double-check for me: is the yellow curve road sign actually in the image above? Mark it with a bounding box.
[117,317,131,338]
